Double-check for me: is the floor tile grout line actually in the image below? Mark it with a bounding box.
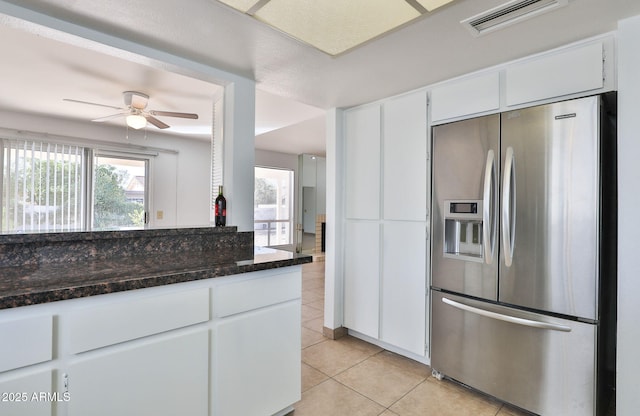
[301,340,433,414]
[329,374,391,410]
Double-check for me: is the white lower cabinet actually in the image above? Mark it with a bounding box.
[214,300,301,416]
[0,267,303,416]
[67,331,209,416]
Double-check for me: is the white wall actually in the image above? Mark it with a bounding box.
[150,132,211,227]
[324,109,344,331]
[615,15,640,415]
[255,149,299,171]
[223,80,256,232]
[0,110,211,228]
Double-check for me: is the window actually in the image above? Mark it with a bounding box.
[1,140,86,233]
[254,167,293,247]
[1,138,152,233]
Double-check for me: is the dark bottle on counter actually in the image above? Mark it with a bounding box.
[215,185,227,226]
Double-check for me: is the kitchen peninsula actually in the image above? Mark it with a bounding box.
[0,227,311,416]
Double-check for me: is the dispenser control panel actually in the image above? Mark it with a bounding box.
[449,201,478,214]
[443,200,484,262]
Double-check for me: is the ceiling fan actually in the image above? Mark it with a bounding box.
[63,91,199,130]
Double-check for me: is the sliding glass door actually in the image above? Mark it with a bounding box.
[92,155,148,230]
[254,167,293,248]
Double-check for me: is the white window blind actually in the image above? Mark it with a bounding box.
[211,96,224,221]
[1,139,86,233]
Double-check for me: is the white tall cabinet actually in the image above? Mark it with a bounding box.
[343,90,430,360]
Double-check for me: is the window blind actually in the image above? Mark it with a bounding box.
[2,139,86,233]
[211,96,224,221]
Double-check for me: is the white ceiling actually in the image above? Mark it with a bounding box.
[0,0,640,157]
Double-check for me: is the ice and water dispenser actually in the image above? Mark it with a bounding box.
[443,200,484,262]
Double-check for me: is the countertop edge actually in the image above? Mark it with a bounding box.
[0,252,312,310]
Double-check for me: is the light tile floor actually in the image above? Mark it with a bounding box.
[294,261,532,416]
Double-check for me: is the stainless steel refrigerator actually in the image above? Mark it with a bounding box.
[430,94,617,416]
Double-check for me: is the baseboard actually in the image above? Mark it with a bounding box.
[322,325,347,340]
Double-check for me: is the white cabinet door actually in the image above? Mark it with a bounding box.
[67,331,208,416]
[383,91,428,221]
[344,221,380,339]
[344,105,381,220]
[214,300,301,416]
[431,72,500,122]
[381,222,427,356]
[505,42,604,106]
[0,371,53,416]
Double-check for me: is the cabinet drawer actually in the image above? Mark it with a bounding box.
[214,270,301,318]
[0,315,52,372]
[68,288,209,353]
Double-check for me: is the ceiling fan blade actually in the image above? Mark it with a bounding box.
[92,112,129,122]
[145,115,170,129]
[149,110,199,119]
[63,98,124,110]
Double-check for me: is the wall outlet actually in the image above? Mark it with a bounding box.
[156,210,164,220]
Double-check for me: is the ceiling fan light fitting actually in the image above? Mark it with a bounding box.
[126,114,147,130]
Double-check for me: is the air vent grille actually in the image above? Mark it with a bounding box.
[461,0,569,36]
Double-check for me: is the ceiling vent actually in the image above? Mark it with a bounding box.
[461,0,570,37]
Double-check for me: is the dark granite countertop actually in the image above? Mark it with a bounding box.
[0,246,312,310]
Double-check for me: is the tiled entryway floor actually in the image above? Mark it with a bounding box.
[295,261,531,416]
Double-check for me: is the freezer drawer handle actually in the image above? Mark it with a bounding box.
[442,297,572,332]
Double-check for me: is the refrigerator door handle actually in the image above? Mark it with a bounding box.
[442,297,572,332]
[501,146,516,267]
[482,150,496,265]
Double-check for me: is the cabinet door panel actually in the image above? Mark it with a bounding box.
[345,105,381,220]
[214,301,301,416]
[431,72,500,122]
[381,222,427,356]
[67,331,208,416]
[344,221,380,338]
[0,371,52,416]
[506,42,603,106]
[383,91,428,221]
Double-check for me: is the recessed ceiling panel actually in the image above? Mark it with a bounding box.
[216,0,259,13]
[416,0,455,12]
[254,0,421,55]
[215,0,456,55]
